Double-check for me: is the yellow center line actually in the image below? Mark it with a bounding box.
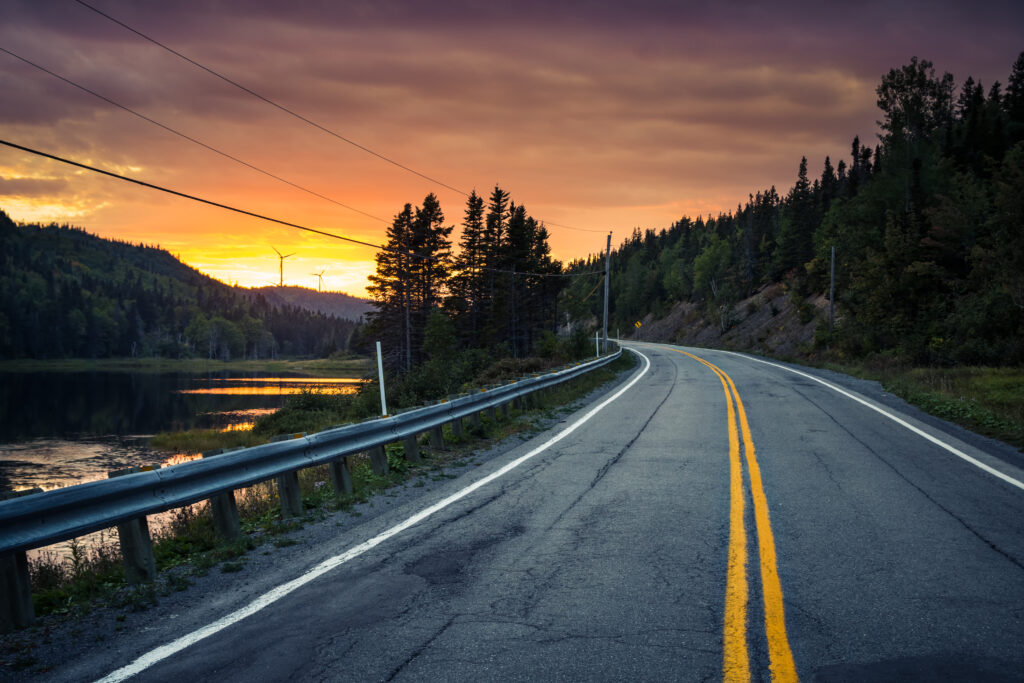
[723,370,798,683]
[674,349,798,683]
[713,357,750,682]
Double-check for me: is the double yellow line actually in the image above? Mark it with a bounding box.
[674,349,798,683]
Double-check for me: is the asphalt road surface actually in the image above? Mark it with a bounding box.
[49,342,1024,681]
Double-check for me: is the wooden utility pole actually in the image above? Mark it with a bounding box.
[602,232,611,352]
[829,245,836,334]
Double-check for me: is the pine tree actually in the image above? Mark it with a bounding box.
[1005,52,1024,144]
[820,155,838,208]
[409,193,453,363]
[366,204,415,371]
[449,190,486,344]
[481,185,511,347]
[774,156,817,277]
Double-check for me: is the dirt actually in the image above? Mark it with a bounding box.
[630,283,829,359]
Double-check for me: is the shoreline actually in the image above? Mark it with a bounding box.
[0,356,373,376]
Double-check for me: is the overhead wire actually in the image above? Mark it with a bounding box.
[0,46,390,226]
[0,139,602,279]
[70,0,609,235]
[71,0,467,198]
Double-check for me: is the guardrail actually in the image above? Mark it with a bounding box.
[0,348,622,631]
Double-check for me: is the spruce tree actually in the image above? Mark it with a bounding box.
[449,190,486,345]
[366,205,415,371]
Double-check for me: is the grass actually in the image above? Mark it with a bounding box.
[23,350,637,621]
[149,428,263,455]
[824,361,1024,450]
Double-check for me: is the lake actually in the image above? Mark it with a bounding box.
[0,370,362,493]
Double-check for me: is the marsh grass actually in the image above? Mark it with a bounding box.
[149,428,262,456]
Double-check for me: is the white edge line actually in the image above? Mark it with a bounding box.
[717,350,1024,493]
[96,349,652,683]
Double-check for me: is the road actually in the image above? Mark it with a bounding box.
[47,342,1024,681]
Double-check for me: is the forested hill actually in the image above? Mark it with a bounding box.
[563,53,1024,366]
[0,212,358,360]
[249,286,372,322]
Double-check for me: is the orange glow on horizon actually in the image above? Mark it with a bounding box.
[10,2,1014,290]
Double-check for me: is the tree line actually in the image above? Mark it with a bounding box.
[0,214,357,360]
[562,53,1024,366]
[362,186,568,375]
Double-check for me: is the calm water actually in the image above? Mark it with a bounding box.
[0,371,360,492]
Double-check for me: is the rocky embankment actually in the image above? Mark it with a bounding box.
[628,283,830,359]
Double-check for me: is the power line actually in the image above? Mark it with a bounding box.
[0,138,391,250]
[70,0,609,235]
[72,0,467,198]
[0,46,390,226]
[0,138,599,279]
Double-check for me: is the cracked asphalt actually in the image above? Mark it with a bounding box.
[29,343,1024,681]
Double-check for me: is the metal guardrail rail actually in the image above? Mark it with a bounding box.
[0,348,621,556]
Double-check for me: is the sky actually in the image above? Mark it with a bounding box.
[1,0,1022,296]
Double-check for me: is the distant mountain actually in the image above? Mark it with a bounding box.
[0,211,358,359]
[248,286,372,322]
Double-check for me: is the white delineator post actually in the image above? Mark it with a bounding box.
[376,341,388,417]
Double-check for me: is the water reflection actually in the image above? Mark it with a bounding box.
[0,436,169,492]
[0,371,361,492]
[179,376,362,396]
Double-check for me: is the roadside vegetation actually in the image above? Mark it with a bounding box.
[151,326,598,453]
[21,352,634,628]
[823,361,1024,450]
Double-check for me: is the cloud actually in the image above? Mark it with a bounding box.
[0,175,68,197]
[2,0,1022,295]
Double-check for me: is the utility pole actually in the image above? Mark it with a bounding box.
[829,245,836,334]
[602,232,611,353]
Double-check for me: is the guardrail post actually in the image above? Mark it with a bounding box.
[428,425,445,450]
[402,435,421,463]
[276,471,303,518]
[328,457,353,496]
[500,402,511,419]
[202,449,240,541]
[0,550,33,633]
[108,467,157,584]
[368,445,389,476]
[450,417,465,438]
[268,434,306,518]
[470,411,482,428]
[0,488,39,633]
[487,406,497,421]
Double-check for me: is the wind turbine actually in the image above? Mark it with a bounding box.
[312,268,327,292]
[271,246,295,287]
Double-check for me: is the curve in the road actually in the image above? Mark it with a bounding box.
[722,351,1024,493]
[676,348,798,683]
[94,350,653,683]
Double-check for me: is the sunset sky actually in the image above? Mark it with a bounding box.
[1,0,1022,296]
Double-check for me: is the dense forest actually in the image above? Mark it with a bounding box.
[362,187,568,369]
[0,212,358,359]
[561,53,1024,366]
[250,286,372,322]
[7,54,1021,371]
